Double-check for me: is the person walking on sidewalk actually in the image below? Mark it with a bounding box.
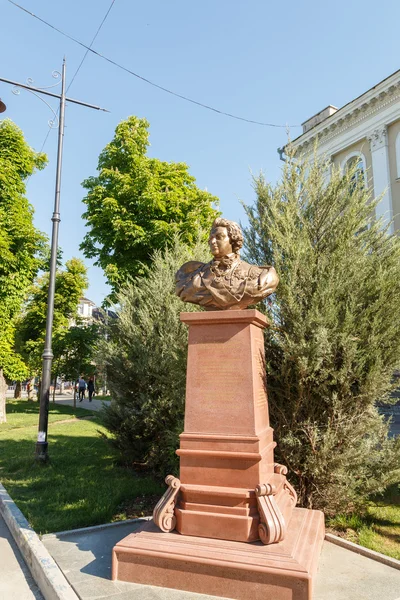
[78,376,86,402]
[87,377,95,402]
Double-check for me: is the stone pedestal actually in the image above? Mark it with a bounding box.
[112,508,325,600]
[112,309,324,599]
[174,310,296,543]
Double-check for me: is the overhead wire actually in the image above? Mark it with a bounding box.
[66,0,116,92]
[39,0,116,153]
[6,0,299,128]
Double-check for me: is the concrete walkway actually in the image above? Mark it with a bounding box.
[53,397,111,413]
[0,513,43,600]
[6,391,111,414]
[42,521,400,600]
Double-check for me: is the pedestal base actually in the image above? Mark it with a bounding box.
[112,507,324,600]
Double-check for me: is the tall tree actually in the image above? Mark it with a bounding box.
[242,147,400,514]
[80,116,219,300]
[100,236,209,476]
[0,119,47,423]
[15,258,88,379]
[53,323,100,401]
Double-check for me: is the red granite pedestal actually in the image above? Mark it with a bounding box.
[112,310,324,599]
[112,508,324,600]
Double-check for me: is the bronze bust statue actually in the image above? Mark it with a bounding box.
[175,217,279,310]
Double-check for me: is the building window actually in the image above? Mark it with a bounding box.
[341,152,367,189]
[396,131,400,179]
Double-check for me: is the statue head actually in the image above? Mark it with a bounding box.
[208,218,243,258]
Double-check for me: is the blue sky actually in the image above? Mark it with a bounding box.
[1,0,400,305]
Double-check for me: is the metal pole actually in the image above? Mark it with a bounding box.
[0,76,109,112]
[35,58,67,462]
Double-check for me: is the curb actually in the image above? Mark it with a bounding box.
[0,483,79,600]
[325,532,400,570]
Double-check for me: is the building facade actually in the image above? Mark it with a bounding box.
[77,297,97,323]
[284,69,400,234]
[74,297,117,326]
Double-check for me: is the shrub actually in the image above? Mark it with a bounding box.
[243,146,400,514]
[99,237,209,476]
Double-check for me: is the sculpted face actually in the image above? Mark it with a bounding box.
[208,226,233,258]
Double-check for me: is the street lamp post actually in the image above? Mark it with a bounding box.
[0,59,108,461]
[35,59,66,461]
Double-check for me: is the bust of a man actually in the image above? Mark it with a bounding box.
[175,217,279,310]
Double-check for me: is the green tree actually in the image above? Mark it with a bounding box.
[80,116,219,300]
[15,258,88,380]
[100,236,209,475]
[242,147,400,514]
[53,324,100,401]
[0,119,47,423]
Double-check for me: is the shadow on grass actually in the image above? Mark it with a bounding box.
[5,400,41,415]
[371,528,400,543]
[0,428,163,534]
[372,483,400,506]
[5,399,92,418]
[1,400,96,434]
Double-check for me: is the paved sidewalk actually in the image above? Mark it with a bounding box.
[53,397,111,413]
[42,521,400,600]
[6,391,111,414]
[0,513,43,600]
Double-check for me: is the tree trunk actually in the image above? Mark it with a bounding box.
[27,377,34,400]
[14,381,22,399]
[0,369,7,423]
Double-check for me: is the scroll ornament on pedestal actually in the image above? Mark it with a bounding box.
[153,475,181,533]
[255,464,298,544]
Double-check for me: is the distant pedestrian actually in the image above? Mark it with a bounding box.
[87,377,95,402]
[78,376,86,402]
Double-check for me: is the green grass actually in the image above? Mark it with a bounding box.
[1,399,95,431]
[0,402,163,534]
[328,485,400,560]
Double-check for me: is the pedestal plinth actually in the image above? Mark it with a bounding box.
[112,508,325,600]
[175,310,296,543]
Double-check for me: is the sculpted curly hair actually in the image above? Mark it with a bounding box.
[212,218,243,254]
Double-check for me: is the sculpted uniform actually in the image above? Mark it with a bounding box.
[175,254,278,311]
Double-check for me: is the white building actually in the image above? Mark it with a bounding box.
[76,297,96,324]
[284,69,400,234]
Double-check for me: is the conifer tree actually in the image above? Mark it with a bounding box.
[242,147,400,513]
[100,237,209,475]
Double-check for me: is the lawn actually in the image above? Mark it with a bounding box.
[328,484,400,560]
[0,401,163,534]
[1,399,94,431]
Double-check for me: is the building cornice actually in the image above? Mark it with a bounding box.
[291,71,400,153]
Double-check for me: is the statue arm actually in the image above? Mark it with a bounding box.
[176,261,205,278]
[175,261,205,298]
